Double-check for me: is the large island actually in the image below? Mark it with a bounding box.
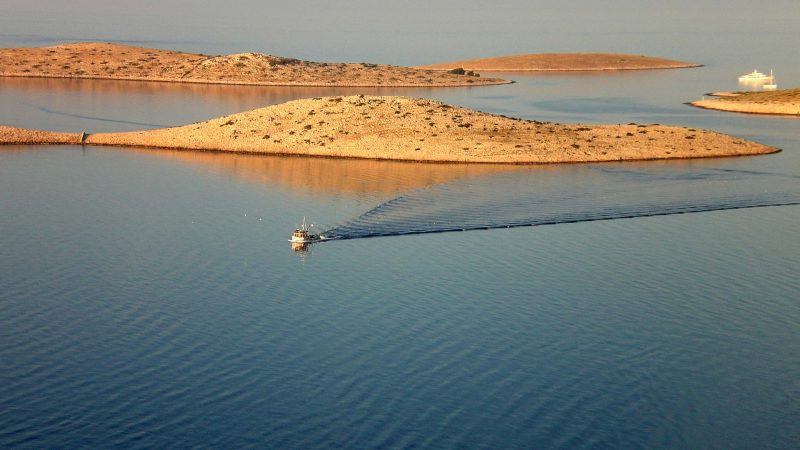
[0,96,776,164]
[417,53,700,72]
[0,42,509,87]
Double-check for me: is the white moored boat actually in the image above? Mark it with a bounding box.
[738,69,774,82]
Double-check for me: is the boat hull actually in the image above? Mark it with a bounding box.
[288,235,326,243]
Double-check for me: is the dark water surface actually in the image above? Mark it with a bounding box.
[2,32,800,449]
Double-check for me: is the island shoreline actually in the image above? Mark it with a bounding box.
[0,141,780,166]
[689,102,800,117]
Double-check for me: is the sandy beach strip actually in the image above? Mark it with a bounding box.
[690,89,800,116]
[1,96,777,164]
[417,53,700,72]
[0,42,510,87]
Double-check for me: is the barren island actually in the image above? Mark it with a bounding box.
[0,96,776,164]
[418,53,700,71]
[0,42,509,87]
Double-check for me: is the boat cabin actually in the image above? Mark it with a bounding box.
[293,228,310,241]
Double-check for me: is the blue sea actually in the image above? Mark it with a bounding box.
[1,5,799,448]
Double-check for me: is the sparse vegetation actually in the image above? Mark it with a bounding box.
[272,57,301,66]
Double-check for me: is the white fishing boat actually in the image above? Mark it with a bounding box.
[738,69,774,82]
[289,217,322,243]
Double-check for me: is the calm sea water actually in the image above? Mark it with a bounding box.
[2,27,800,449]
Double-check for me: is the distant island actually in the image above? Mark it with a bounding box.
[0,96,776,164]
[691,89,800,115]
[417,53,700,71]
[0,42,510,87]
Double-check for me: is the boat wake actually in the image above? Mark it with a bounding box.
[321,165,800,240]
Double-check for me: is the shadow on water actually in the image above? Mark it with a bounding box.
[322,163,800,240]
[529,96,679,116]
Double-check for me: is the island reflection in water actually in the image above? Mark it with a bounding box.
[112,146,526,198]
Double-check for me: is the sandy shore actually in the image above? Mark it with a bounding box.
[0,42,509,87]
[0,96,777,164]
[690,89,800,115]
[417,53,700,71]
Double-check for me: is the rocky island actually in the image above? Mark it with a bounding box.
[418,53,700,71]
[0,96,776,164]
[0,42,509,87]
[691,89,800,115]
